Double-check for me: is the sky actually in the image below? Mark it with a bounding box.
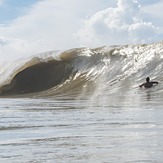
[0,0,163,61]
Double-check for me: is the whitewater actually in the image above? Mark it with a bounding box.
[0,41,163,162]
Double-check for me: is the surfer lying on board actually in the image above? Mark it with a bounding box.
[139,77,159,88]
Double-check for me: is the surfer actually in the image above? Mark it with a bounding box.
[139,77,158,88]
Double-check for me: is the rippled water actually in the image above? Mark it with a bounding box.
[1,89,163,163]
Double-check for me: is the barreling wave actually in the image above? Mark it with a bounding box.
[0,41,163,98]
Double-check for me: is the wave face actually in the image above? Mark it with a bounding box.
[0,42,163,97]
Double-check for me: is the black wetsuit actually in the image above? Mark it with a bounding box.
[139,81,158,88]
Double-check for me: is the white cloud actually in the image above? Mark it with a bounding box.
[76,0,159,47]
[143,1,163,26]
[0,0,80,61]
[128,22,157,43]
[0,36,47,61]
[0,0,116,61]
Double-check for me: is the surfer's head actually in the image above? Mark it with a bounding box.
[146,77,150,82]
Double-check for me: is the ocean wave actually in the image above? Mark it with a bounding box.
[0,41,163,97]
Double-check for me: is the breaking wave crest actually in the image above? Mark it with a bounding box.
[0,42,163,98]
